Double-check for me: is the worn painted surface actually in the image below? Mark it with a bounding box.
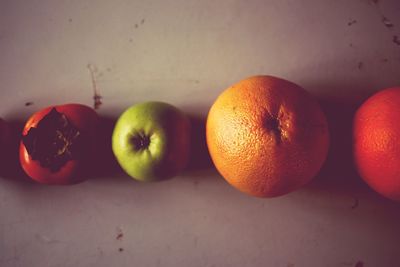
[0,0,400,266]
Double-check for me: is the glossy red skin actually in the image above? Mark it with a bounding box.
[354,87,400,201]
[19,104,98,185]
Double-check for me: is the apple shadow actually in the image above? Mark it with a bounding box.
[86,115,126,180]
[89,113,216,182]
[186,114,214,171]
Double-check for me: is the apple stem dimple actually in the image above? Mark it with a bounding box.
[130,134,150,150]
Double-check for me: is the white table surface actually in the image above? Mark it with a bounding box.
[1,0,400,266]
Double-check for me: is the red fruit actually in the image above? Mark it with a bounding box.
[20,104,98,185]
[353,87,400,201]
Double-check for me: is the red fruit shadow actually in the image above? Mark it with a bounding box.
[0,120,32,183]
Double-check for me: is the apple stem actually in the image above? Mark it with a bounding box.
[130,134,150,150]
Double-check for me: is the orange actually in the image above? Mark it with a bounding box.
[353,87,400,201]
[206,76,330,197]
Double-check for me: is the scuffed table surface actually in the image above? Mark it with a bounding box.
[1,0,400,266]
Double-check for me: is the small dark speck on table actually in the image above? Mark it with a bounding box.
[116,233,123,240]
[393,35,400,46]
[355,261,364,267]
[141,19,145,24]
[348,19,357,26]
[381,16,394,28]
[118,248,124,252]
[116,226,124,240]
[351,197,359,209]
[25,102,34,106]
[134,24,138,28]
[68,18,72,23]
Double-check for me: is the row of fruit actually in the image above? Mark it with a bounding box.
[1,75,399,202]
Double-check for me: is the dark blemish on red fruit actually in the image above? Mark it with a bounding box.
[351,197,359,209]
[118,248,124,252]
[381,16,394,28]
[349,43,353,47]
[22,108,83,172]
[347,19,357,26]
[87,64,103,109]
[355,261,364,267]
[358,62,364,70]
[393,35,400,46]
[382,58,388,63]
[25,102,34,106]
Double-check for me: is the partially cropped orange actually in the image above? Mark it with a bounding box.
[206,76,330,197]
[353,87,400,201]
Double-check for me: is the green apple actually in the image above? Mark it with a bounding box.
[112,101,191,181]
